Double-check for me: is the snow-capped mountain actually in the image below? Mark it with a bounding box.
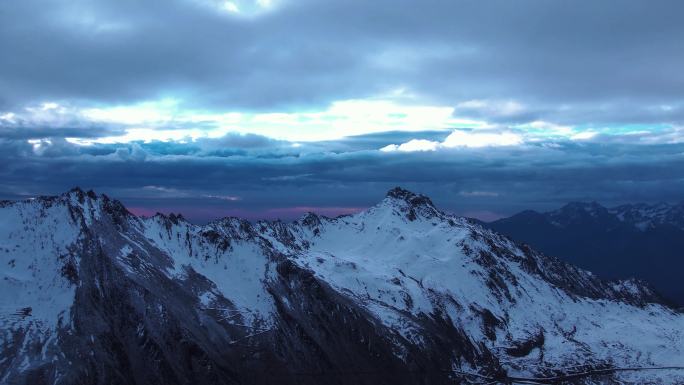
[541,201,684,232]
[504,201,684,232]
[487,201,684,306]
[610,202,684,231]
[1,188,682,385]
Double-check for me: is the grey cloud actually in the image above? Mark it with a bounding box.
[0,124,126,140]
[1,130,684,222]
[2,0,684,221]
[2,0,684,126]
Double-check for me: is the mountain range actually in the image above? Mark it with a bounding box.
[486,201,684,305]
[0,187,682,384]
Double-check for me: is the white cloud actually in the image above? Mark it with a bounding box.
[40,102,60,111]
[514,120,606,142]
[78,128,205,144]
[51,97,489,143]
[455,99,526,118]
[140,186,241,201]
[223,1,240,13]
[256,0,272,8]
[570,131,598,140]
[191,0,276,17]
[459,191,500,197]
[28,138,51,154]
[81,99,179,125]
[442,130,523,148]
[203,194,241,201]
[1,102,77,127]
[380,139,439,152]
[6,97,672,148]
[380,129,523,153]
[0,112,16,122]
[525,120,573,135]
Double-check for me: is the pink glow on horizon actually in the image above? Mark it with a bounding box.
[127,207,165,217]
[129,205,502,223]
[265,206,366,218]
[459,210,505,222]
[126,205,366,223]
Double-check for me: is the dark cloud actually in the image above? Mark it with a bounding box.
[0,124,125,140]
[1,130,683,222]
[2,0,684,125]
[2,0,684,221]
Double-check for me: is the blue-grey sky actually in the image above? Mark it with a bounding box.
[2,0,684,222]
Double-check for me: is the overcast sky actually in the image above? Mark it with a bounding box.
[2,0,684,222]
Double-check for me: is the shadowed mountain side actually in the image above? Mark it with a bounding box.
[486,202,684,305]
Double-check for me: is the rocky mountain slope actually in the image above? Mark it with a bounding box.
[487,201,684,305]
[0,188,682,384]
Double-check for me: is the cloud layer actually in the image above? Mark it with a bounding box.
[2,0,684,121]
[2,129,684,222]
[2,0,684,220]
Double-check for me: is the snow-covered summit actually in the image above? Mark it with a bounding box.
[382,186,441,220]
[385,186,436,207]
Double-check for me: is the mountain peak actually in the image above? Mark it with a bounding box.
[68,186,85,194]
[386,187,435,207]
[64,186,99,202]
[552,201,610,220]
[384,187,440,221]
[59,187,131,223]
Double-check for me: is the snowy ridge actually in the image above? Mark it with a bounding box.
[610,202,684,231]
[260,188,683,382]
[0,187,682,384]
[542,200,684,232]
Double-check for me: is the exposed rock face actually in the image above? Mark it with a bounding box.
[0,187,682,385]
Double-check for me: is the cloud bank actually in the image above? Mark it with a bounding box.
[2,0,684,220]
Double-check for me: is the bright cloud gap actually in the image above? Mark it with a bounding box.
[2,97,677,148]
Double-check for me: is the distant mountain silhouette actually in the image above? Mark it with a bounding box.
[486,201,684,305]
